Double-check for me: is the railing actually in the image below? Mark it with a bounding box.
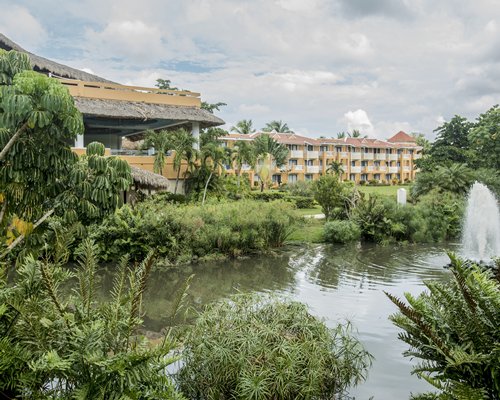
[403,154,411,159]
[379,166,387,171]
[376,153,386,160]
[351,152,361,160]
[339,152,348,158]
[389,167,399,173]
[351,166,362,173]
[58,78,201,107]
[325,151,335,157]
[367,166,374,172]
[306,151,319,158]
[306,165,320,173]
[292,164,304,171]
[290,150,304,158]
[363,153,374,160]
[388,154,398,160]
[403,166,411,172]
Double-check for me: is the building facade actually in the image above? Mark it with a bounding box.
[221,131,422,185]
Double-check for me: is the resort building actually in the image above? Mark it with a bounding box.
[221,131,422,185]
[0,33,225,191]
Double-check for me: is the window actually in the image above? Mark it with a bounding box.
[272,174,281,184]
[374,174,380,180]
[374,161,380,167]
[305,174,313,181]
[320,145,328,152]
[307,145,314,151]
[335,146,342,152]
[289,144,298,150]
[349,174,356,181]
[288,174,298,183]
[289,159,298,166]
[351,161,356,166]
[364,148,370,153]
[319,159,323,166]
[397,149,403,154]
[397,161,401,167]
[306,159,314,166]
[361,174,368,181]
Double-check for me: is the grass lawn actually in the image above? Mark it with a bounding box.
[288,218,324,243]
[294,205,323,216]
[356,185,408,198]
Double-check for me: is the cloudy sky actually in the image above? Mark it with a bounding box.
[1,0,499,139]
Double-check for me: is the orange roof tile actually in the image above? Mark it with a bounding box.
[387,131,416,143]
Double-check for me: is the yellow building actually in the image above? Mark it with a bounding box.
[221,131,422,185]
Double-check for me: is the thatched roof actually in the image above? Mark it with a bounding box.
[130,166,170,190]
[0,33,113,83]
[74,97,225,131]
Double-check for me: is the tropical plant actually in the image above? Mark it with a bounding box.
[386,254,500,399]
[412,164,473,198]
[324,220,361,243]
[230,140,256,187]
[178,293,372,400]
[155,78,178,90]
[253,134,288,191]
[262,120,292,133]
[167,128,198,194]
[201,101,226,114]
[313,174,358,220]
[326,160,345,176]
[0,239,184,399]
[143,129,171,175]
[469,104,500,170]
[200,142,227,205]
[230,119,256,134]
[336,131,347,139]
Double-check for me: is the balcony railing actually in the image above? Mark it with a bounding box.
[306,165,320,173]
[388,154,398,160]
[325,151,335,157]
[291,164,303,171]
[403,166,411,172]
[339,152,348,158]
[379,166,387,171]
[376,153,386,160]
[403,154,411,159]
[290,150,304,158]
[362,153,374,160]
[59,79,201,107]
[351,166,362,173]
[367,166,374,172]
[306,151,319,158]
[351,152,361,160]
[389,167,399,173]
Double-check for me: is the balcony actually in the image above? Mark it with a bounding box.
[367,166,374,172]
[325,151,335,157]
[290,150,304,158]
[339,152,348,158]
[403,166,411,172]
[306,165,320,173]
[59,79,201,107]
[403,154,411,160]
[306,151,319,159]
[351,166,362,173]
[379,166,387,172]
[376,153,387,160]
[351,152,361,160]
[388,154,398,161]
[389,167,399,173]
[362,153,374,160]
[291,164,304,171]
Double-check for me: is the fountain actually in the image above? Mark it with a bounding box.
[461,182,500,263]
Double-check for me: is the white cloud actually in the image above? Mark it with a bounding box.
[344,109,375,135]
[0,6,47,50]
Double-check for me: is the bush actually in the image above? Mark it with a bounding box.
[313,175,358,220]
[178,293,372,400]
[324,220,361,243]
[88,199,298,263]
[285,180,314,197]
[149,191,188,204]
[250,191,287,201]
[286,195,315,209]
[386,255,500,399]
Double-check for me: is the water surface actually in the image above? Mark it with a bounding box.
[101,242,457,399]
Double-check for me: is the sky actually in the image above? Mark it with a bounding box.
[1,0,499,139]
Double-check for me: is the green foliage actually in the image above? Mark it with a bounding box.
[178,293,372,400]
[250,191,287,202]
[230,119,256,134]
[284,180,314,197]
[0,240,183,399]
[253,134,289,191]
[469,104,500,170]
[324,220,361,244]
[89,199,299,263]
[287,195,315,209]
[143,129,171,175]
[200,101,226,114]
[0,49,31,85]
[412,164,474,198]
[262,120,292,133]
[386,255,500,399]
[313,174,358,220]
[166,128,198,194]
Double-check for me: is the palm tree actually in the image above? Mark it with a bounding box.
[167,128,198,194]
[253,134,289,192]
[231,141,256,187]
[143,129,170,175]
[200,143,227,205]
[230,119,256,135]
[348,129,367,138]
[327,160,344,178]
[262,120,292,133]
[336,132,347,139]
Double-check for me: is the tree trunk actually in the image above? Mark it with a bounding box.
[202,172,213,206]
[0,200,6,225]
[0,208,54,260]
[236,169,241,187]
[174,167,181,194]
[0,122,29,162]
[260,180,264,192]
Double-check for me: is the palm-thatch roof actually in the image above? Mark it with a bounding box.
[0,33,113,83]
[130,166,170,190]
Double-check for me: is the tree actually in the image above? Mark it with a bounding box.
[348,129,367,138]
[253,134,288,191]
[155,78,178,90]
[313,175,357,220]
[200,142,227,205]
[469,104,500,170]
[336,131,347,139]
[412,163,473,198]
[326,160,344,177]
[230,119,255,134]
[411,132,431,153]
[201,101,226,114]
[143,129,171,175]
[262,120,292,133]
[230,141,256,187]
[167,128,198,194]
[386,254,500,399]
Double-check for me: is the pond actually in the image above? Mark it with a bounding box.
[100,242,457,399]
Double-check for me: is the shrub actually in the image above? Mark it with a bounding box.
[285,180,314,197]
[149,191,188,204]
[313,175,358,220]
[286,195,315,209]
[324,220,361,243]
[0,240,183,399]
[178,293,372,400]
[386,255,500,399]
[250,191,287,201]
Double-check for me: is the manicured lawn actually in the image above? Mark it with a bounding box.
[356,185,408,198]
[288,218,324,243]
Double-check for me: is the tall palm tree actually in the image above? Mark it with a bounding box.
[348,129,367,138]
[336,132,347,139]
[167,128,198,194]
[230,119,256,135]
[143,130,171,175]
[200,143,227,205]
[262,120,292,133]
[231,141,256,187]
[253,134,288,191]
